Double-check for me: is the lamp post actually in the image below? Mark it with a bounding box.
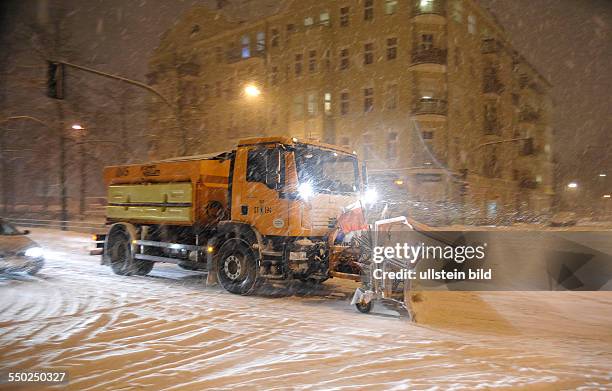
[71,124,87,218]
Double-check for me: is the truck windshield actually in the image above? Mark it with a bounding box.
[294,145,359,194]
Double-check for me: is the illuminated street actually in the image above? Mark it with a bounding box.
[1,229,611,390]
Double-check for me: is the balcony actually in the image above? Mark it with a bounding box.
[481,38,503,54]
[411,0,446,17]
[518,107,540,123]
[484,119,501,135]
[411,48,447,66]
[483,74,504,94]
[412,98,448,116]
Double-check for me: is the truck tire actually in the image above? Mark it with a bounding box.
[216,239,259,295]
[108,228,154,276]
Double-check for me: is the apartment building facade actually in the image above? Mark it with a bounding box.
[147,0,554,224]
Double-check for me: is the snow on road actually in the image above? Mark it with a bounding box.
[0,229,611,390]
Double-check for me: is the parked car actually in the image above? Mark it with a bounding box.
[0,218,44,275]
[549,211,577,227]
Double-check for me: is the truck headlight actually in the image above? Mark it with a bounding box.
[362,188,378,205]
[298,182,314,201]
[24,247,44,258]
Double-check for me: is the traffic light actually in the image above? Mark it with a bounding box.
[47,61,65,99]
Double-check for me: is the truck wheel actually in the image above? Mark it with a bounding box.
[108,228,153,276]
[355,301,372,314]
[216,239,258,295]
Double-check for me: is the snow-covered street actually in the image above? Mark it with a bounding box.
[1,229,611,390]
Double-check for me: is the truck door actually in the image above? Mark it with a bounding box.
[231,145,290,236]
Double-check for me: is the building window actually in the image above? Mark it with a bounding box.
[286,24,295,43]
[295,53,303,76]
[256,31,265,53]
[452,0,462,22]
[468,15,476,34]
[385,0,398,15]
[320,11,330,26]
[308,50,317,73]
[304,16,314,26]
[241,35,250,58]
[422,130,434,140]
[387,131,398,160]
[340,6,350,27]
[364,0,374,21]
[271,66,278,85]
[215,46,222,63]
[364,43,374,65]
[363,134,373,160]
[419,34,434,51]
[419,0,435,13]
[340,48,349,70]
[385,83,398,110]
[293,95,304,118]
[324,92,332,114]
[307,92,317,116]
[324,49,331,70]
[271,28,279,47]
[386,37,397,60]
[340,92,349,115]
[364,87,374,112]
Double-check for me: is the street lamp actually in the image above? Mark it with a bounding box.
[567,182,578,189]
[599,173,607,177]
[244,84,261,98]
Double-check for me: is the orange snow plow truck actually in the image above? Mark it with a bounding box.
[98,136,371,295]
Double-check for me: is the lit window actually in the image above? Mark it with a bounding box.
[256,31,265,53]
[340,6,350,27]
[304,16,314,26]
[241,35,250,58]
[364,0,374,21]
[364,88,374,112]
[307,92,317,116]
[320,11,330,26]
[468,15,476,34]
[420,0,435,13]
[452,1,462,22]
[324,92,332,114]
[386,37,397,60]
[340,92,349,115]
[385,0,398,15]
